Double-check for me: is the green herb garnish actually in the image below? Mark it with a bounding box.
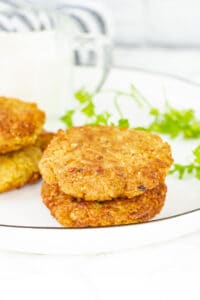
[91,112,111,126]
[61,85,153,129]
[60,88,130,128]
[61,88,114,127]
[118,118,130,128]
[61,86,200,139]
[170,145,200,179]
[60,109,75,128]
[74,89,92,104]
[145,104,200,139]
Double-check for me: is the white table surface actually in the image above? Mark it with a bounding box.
[1,48,200,300]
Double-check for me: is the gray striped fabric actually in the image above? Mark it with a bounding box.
[0,0,110,65]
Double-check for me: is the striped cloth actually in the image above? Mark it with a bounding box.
[0,0,112,65]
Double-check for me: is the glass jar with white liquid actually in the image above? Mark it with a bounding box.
[0,7,111,128]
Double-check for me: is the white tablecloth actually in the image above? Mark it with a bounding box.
[1,233,200,300]
[1,48,200,300]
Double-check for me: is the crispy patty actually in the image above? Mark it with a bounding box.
[0,97,45,154]
[41,182,166,227]
[39,126,173,201]
[35,131,55,151]
[0,131,54,193]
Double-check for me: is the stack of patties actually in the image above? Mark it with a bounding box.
[0,97,53,193]
[39,126,173,227]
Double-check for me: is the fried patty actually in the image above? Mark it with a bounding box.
[35,131,55,151]
[0,131,54,193]
[39,126,173,201]
[41,182,166,227]
[0,97,45,154]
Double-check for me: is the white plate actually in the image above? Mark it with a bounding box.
[0,66,200,255]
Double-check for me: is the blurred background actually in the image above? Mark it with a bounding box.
[2,0,200,80]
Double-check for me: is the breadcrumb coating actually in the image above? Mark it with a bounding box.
[41,182,167,227]
[0,131,54,193]
[39,126,173,201]
[0,97,45,154]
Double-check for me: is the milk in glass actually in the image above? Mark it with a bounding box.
[0,31,72,119]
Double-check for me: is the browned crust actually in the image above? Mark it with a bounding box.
[41,182,167,227]
[27,172,41,184]
[0,145,42,193]
[0,131,54,193]
[35,131,55,151]
[0,97,45,154]
[2,172,41,193]
[39,126,173,201]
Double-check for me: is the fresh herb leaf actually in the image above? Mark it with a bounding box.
[74,88,92,104]
[118,118,130,128]
[146,106,200,139]
[61,88,127,128]
[170,145,200,179]
[60,110,75,128]
[134,126,148,132]
[170,164,200,179]
[91,112,111,126]
[193,145,200,164]
[81,102,95,117]
[150,107,159,116]
[170,164,191,179]
[61,86,200,143]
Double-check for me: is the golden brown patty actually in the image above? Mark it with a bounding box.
[39,126,173,201]
[41,182,167,227]
[35,131,55,151]
[0,97,45,154]
[0,131,54,193]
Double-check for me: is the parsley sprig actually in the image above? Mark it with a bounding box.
[146,104,200,139]
[61,88,112,127]
[61,85,200,140]
[170,145,200,179]
[60,110,75,128]
[60,87,135,128]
